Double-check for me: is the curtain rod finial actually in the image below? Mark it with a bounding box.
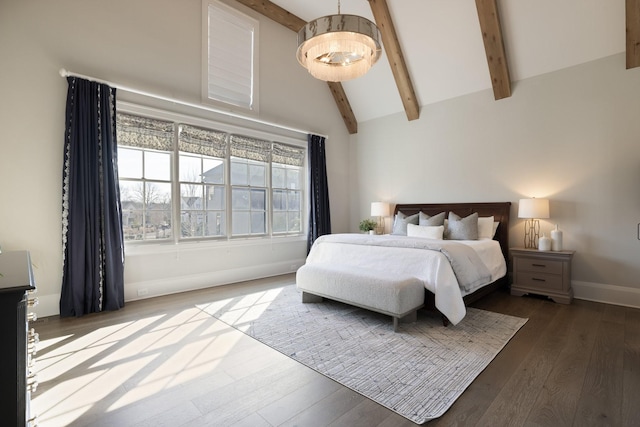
[59,68,67,77]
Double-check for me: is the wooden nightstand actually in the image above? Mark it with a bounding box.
[510,247,575,304]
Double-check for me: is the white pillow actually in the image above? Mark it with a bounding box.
[478,216,495,239]
[407,224,444,240]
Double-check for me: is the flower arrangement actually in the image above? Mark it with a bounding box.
[359,219,378,233]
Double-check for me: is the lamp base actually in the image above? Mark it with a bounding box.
[524,219,540,249]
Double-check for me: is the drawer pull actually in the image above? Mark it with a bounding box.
[532,278,546,282]
[532,264,546,268]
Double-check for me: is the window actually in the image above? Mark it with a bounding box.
[117,114,174,241]
[203,0,259,111]
[230,135,269,236]
[116,109,306,243]
[178,124,228,238]
[272,143,304,235]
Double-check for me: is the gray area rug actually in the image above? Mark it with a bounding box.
[197,285,527,424]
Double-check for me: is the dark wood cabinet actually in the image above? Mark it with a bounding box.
[0,251,37,427]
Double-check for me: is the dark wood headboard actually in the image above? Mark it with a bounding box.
[393,202,512,261]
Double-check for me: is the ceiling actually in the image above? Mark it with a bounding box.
[267,0,626,124]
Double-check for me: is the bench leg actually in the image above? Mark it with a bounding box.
[393,310,418,332]
[301,291,323,303]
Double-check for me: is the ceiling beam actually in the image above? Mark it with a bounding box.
[627,0,640,69]
[475,0,512,100]
[233,0,359,134]
[232,0,305,32]
[327,82,358,134]
[368,0,420,121]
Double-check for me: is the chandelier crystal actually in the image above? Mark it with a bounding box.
[296,10,382,82]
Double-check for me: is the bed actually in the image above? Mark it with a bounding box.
[297,202,511,326]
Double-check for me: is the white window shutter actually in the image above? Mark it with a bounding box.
[206,2,257,110]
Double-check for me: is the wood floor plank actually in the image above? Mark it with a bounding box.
[622,307,640,426]
[130,400,202,427]
[472,299,567,426]
[256,374,342,425]
[330,397,403,427]
[279,387,367,427]
[187,362,317,426]
[524,299,604,426]
[573,319,625,426]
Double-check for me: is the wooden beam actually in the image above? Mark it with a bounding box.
[233,0,306,31]
[234,0,359,133]
[475,0,512,100]
[368,0,420,121]
[327,82,358,134]
[627,0,640,69]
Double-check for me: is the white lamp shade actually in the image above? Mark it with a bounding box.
[518,198,550,219]
[370,202,390,217]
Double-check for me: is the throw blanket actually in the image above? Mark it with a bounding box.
[312,234,492,292]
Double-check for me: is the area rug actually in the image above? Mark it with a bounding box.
[197,285,526,424]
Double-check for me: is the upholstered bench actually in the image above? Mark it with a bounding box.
[296,264,425,332]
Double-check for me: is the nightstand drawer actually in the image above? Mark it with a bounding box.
[515,271,563,291]
[515,257,563,275]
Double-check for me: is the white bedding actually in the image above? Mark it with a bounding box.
[304,234,507,325]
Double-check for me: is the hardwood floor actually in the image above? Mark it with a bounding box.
[31,274,640,426]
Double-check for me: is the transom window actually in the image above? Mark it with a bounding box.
[116,110,305,243]
[203,0,259,111]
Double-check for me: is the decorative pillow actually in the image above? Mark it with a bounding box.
[407,224,444,240]
[478,216,495,239]
[391,211,419,235]
[445,212,479,240]
[419,211,445,226]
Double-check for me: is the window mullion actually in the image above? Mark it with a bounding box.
[225,137,232,238]
[171,123,180,244]
[267,152,272,236]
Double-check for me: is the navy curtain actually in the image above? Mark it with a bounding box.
[307,134,331,253]
[60,76,125,317]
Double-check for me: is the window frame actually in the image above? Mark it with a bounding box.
[116,101,307,246]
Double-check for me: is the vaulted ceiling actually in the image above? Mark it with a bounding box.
[236,0,639,134]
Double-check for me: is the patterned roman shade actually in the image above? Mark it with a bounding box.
[272,142,305,167]
[178,124,227,158]
[116,113,173,151]
[230,135,270,162]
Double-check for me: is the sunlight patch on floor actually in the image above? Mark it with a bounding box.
[197,287,284,331]
[35,352,158,426]
[32,305,251,426]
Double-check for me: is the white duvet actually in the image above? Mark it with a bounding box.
[304,234,507,325]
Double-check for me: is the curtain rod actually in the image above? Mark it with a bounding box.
[58,68,328,139]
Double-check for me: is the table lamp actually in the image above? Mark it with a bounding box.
[518,198,549,249]
[370,202,390,235]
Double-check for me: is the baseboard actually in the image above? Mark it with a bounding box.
[124,259,305,303]
[34,259,306,318]
[33,293,61,320]
[572,280,640,309]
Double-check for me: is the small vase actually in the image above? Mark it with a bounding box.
[538,234,551,251]
[369,230,376,235]
[551,224,563,251]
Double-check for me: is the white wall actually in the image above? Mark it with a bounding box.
[351,53,640,307]
[0,0,351,317]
